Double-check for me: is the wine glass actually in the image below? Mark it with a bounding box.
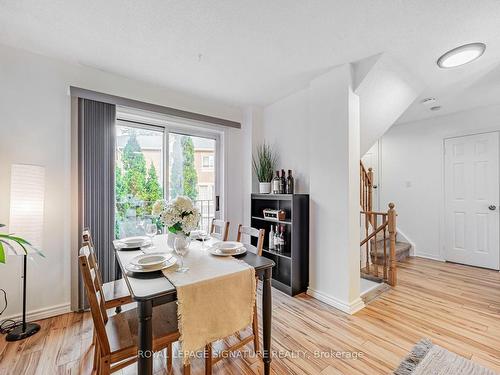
[144,223,158,251]
[198,230,210,249]
[174,236,191,273]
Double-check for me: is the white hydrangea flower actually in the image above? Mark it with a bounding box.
[152,196,200,235]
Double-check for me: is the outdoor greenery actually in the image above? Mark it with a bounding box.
[253,142,278,182]
[115,130,198,235]
[170,135,198,201]
[115,129,164,229]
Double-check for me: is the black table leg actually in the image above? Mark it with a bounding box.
[262,268,272,375]
[138,300,153,375]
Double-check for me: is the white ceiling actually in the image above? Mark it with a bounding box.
[1,0,500,123]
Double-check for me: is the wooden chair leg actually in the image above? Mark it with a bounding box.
[252,301,260,354]
[166,343,173,371]
[93,339,99,373]
[205,344,213,375]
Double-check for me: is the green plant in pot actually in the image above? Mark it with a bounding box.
[0,224,44,263]
[253,143,278,194]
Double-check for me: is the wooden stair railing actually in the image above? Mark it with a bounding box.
[360,161,373,213]
[360,203,397,286]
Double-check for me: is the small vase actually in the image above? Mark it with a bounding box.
[259,182,271,194]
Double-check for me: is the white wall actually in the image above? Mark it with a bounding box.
[0,44,243,319]
[261,88,310,193]
[380,104,500,260]
[353,53,422,155]
[308,65,361,312]
[260,65,362,314]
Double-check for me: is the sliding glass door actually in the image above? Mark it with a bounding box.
[114,118,220,237]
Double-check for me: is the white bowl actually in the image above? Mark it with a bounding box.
[130,253,171,268]
[216,241,244,254]
[119,236,148,248]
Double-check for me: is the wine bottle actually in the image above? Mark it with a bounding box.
[279,169,286,194]
[272,171,280,194]
[275,228,281,252]
[286,170,294,194]
[269,225,275,250]
[279,225,285,252]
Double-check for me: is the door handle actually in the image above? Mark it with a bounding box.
[488,205,497,211]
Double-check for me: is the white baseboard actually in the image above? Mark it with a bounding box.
[1,303,71,323]
[307,288,365,315]
[415,253,445,262]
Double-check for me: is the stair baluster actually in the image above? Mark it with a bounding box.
[360,203,398,287]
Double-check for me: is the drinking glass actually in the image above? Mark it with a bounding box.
[174,236,191,273]
[198,230,210,249]
[145,223,158,250]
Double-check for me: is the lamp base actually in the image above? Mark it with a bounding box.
[6,322,40,341]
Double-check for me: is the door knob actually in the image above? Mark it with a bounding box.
[489,205,497,211]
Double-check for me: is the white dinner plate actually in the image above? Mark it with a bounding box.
[116,236,150,249]
[208,245,247,257]
[129,253,172,268]
[125,257,177,273]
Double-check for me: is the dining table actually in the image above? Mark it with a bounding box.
[113,234,275,375]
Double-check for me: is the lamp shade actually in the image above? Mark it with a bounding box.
[9,164,45,249]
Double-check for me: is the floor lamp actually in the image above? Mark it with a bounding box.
[6,164,45,341]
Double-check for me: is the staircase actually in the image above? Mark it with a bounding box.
[360,161,410,286]
[370,235,411,265]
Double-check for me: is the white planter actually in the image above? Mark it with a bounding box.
[259,182,271,194]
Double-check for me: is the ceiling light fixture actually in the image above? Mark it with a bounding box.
[421,97,437,106]
[437,42,486,68]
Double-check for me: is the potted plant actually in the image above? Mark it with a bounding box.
[0,224,44,263]
[253,143,278,194]
[152,196,200,249]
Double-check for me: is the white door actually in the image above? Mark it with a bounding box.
[444,132,500,269]
[362,142,380,211]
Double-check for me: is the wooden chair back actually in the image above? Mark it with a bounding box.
[82,227,95,249]
[79,247,111,354]
[210,219,230,241]
[236,225,265,256]
[81,228,105,291]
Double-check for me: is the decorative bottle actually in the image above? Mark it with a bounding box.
[279,169,286,194]
[279,225,285,252]
[286,170,294,194]
[269,225,275,250]
[272,171,280,194]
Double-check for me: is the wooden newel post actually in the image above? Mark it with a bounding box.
[388,202,397,286]
[367,168,373,212]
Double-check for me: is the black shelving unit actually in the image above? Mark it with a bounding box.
[251,193,309,296]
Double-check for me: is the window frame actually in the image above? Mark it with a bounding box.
[115,107,224,220]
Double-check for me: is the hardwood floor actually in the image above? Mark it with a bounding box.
[1,257,500,374]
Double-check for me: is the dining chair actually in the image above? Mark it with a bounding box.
[79,249,191,375]
[209,219,230,241]
[204,225,265,374]
[236,225,265,256]
[82,228,132,310]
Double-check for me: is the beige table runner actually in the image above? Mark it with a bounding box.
[162,243,256,363]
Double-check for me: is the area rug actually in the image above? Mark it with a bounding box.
[394,339,497,375]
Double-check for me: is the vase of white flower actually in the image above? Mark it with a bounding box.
[152,196,200,250]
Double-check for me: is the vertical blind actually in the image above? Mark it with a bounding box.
[79,98,116,309]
